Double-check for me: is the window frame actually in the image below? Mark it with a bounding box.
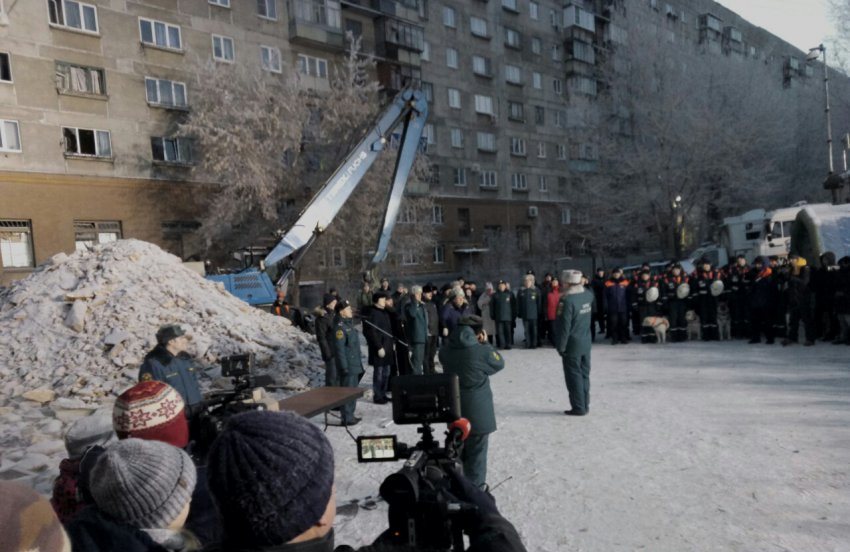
[470,16,489,38]
[433,245,445,265]
[537,141,546,158]
[472,55,492,77]
[432,205,444,225]
[453,167,467,187]
[144,77,188,109]
[529,1,539,20]
[0,219,35,269]
[48,0,99,35]
[538,175,548,192]
[505,27,521,49]
[446,47,458,69]
[447,87,461,109]
[505,64,522,85]
[0,52,12,83]
[450,127,463,149]
[139,17,183,51]
[212,34,235,63]
[0,119,22,153]
[442,6,456,28]
[260,45,282,73]
[151,136,193,165]
[55,61,106,97]
[298,54,329,78]
[257,0,278,20]
[511,173,528,191]
[479,170,498,189]
[510,137,526,156]
[476,132,496,152]
[474,94,494,116]
[209,0,231,7]
[532,71,542,89]
[62,126,112,159]
[73,220,122,252]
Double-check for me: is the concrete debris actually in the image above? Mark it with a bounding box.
[21,389,57,404]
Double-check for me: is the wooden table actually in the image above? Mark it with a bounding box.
[278,387,366,431]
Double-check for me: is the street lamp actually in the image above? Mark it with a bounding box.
[807,44,844,204]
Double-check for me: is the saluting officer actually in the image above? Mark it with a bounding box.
[332,299,363,426]
[139,324,203,417]
[554,270,594,416]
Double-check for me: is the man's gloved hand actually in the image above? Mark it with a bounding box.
[447,467,499,518]
[443,328,449,337]
[378,347,386,358]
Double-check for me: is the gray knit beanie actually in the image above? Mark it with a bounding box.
[90,438,197,529]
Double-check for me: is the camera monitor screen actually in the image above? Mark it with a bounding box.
[357,435,399,462]
[221,354,252,377]
[391,374,461,425]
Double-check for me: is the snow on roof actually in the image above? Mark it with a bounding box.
[0,239,322,403]
[797,204,850,260]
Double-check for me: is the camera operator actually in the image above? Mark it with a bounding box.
[139,324,203,418]
[438,315,505,489]
[204,410,527,552]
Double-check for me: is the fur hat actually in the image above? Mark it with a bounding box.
[561,270,583,285]
[207,411,334,547]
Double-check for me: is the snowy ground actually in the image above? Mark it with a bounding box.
[328,339,850,551]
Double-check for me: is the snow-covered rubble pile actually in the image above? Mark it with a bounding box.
[0,239,323,402]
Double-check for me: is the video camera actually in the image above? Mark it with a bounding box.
[356,374,476,551]
[193,354,272,460]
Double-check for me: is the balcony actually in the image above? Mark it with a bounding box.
[341,0,422,21]
[376,16,423,64]
[289,0,344,51]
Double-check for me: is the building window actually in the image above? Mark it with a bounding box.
[0,53,11,83]
[474,94,493,115]
[476,132,496,152]
[401,249,419,266]
[145,78,187,109]
[553,78,562,94]
[502,0,518,12]
[344,20,363,39]
[538,175,548,191]
[511,173,528,191]
[398,205,416,224]
[56,62,105,96]
[447,88,461,109]
[261,46,282,72]
[472,55,492,77]
[569,40,595,64]
[331,247,345,268]
[553,109,566,128]
[442,6,456,28]
[537,141,546,158]
[151,136,192,165]
[298,54,328,78]
[48,0,98,33]
[508,101,524,121]
[73,221,121,252]
[432,205,444,224]
[421,41,430,61]
[433,245,445,264]
[62,127,111,158]
[458,208,471,237]
[479,170,498,189]
[505,65,522,84]
[422,123,435,145]
[0,119,20,152]
[453,167,467,186]
[470,16,488,37]
[530,1,539,19]
[510,137,526,156]
[534,106,545,125]
[561,208,571,225]
[551,44,561,61]
[558,144,567,160]
[212,35,235,62]
[532,72,542,89]
[564,4,595,32]
[209,0,230,6]
[0,220,34,268]
[505,27,521,48]
[257,0,277,19]
[517,226,532,254]
[531,37,542,55]
[293,0,341,28]
[450,127,463,148]
[568,76,597,96]
[446,47,458,68]
[421,81,433,101]
[139,18,182,50]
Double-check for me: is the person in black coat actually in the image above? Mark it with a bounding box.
[590,268,607,341]
[833,256,850,344]
[782,255,816,346]
[385,296,411,377]
[364,293,395,404]
[725,255,751,339]
[604,268,631,344]
[746,257,775,344]
[691,259,722,341]
[313,294,339,387]
[422,284,441,375]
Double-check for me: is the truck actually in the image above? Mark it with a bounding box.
[686,202,830,267]
[790,203,850,264]
[203,87,429,307]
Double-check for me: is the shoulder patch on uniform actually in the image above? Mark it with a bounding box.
[335,329,344,340]
[140,372,153,382]
[492,351,501,361]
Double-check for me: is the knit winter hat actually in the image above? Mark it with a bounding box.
[113,381,189,448]
[90,438,196,529]
[207,410,335,547]
[0,481,69,552]
[64,411,117,459]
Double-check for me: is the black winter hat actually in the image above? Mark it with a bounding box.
[207,410,335,548]
[322,293,336,308]
[156,324,186,345]
[372,291,388,304]
[334,299,351,313]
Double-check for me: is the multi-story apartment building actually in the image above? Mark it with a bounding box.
[0,0,842,287]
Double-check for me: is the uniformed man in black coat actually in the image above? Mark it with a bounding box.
[590,268,607,341]
[422,284,440,375]
[139,324,203,416]
[332,300,363,425]
[491,280,516,349]
[516,274,542,349]
[364,292,394,404]
[313,294,338,386]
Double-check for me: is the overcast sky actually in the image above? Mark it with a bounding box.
[715,0,836,52]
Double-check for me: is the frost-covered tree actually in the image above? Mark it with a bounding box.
[181,36,434,290]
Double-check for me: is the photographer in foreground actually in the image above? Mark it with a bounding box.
[438,315,505,489]
[204,410,526,552]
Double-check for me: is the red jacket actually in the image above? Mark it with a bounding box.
[546,286,561,321]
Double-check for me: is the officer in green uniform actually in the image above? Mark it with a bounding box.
[491,280,516,349]
[332,299,364,426]
[404,285,428,375]
[139,324,203,416]
[439,315,505,488]
[516,274,542,348]
[554,270,594,416]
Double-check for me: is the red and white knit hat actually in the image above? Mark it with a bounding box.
[113,381,189,448]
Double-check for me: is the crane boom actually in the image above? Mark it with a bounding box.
[263,87,428,292]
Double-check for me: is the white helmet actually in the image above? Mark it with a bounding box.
[646,286,659,303]
[676,283,690,299]
[710,280,725,297]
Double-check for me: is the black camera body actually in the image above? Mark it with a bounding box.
[357,375,472,551]
[193,354,269,460]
